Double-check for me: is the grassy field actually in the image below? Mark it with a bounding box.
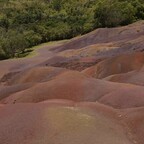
[17,39,70,59]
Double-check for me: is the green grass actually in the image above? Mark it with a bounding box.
[16,39,69,59]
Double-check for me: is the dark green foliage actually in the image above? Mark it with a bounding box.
[94,0,136,27]
[0,0,144,59]
[1,30,28,58]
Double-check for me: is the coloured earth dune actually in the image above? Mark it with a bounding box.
[0,21,144,144]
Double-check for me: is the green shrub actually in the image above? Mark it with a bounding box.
[94,0,136,27]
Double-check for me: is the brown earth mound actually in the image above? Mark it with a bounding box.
[52,21,144,52]
[1,70,144,109]
[6,66,68,85]
[0,101,133,144]
[98,85,144,109]
[104,66,144,86]
[1,71,119,103]
[83,52,144,79]
[1,21,144,144]
[121,107,144,144]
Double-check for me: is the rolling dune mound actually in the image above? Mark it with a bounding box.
[104,66,144,86]
[52,21,144,52]
[0,83,34,101]
[1,21,144,144]
[1,70,144,110]
[6,66,68,85]
[1,71,119,103]
[98,85,144,109]
[0,101,133,144]
[122,107,144,144]
[83,52,144,79]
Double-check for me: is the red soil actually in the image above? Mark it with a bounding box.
[0,101,133,144]
[121,107,144,144]
[83,52,144,79]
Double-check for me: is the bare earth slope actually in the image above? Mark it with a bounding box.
[1,21,144,144]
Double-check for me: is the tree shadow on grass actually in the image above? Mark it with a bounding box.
[17,49,34,58]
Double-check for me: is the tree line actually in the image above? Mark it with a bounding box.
[0,0,144,60]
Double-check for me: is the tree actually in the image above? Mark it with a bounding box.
[131,0,144,19]
[50,0,62,11]
[0,15,9,31]
[1,31,28,58]
[24,30,42,47]
[94,0,136,27]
